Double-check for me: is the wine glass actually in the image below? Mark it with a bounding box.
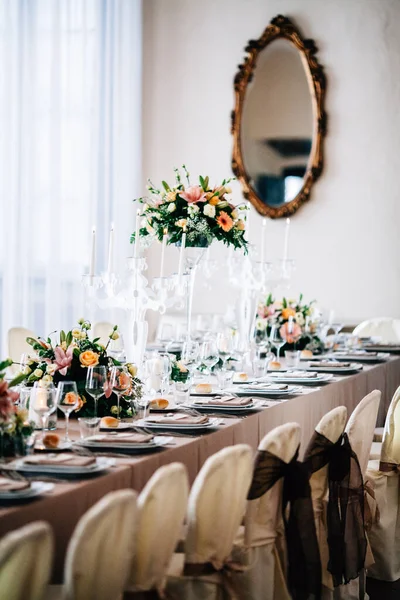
[331,323,343,349]
[181,340,200,374]
[200,339,219,375]
[31,386,56,449]
[56,381,79,443]
[85,366,107,417]
[109,366,131,420]
[269,325,285,362]
[216,332,233,367]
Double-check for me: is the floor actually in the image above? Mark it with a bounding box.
[367,577,400,599]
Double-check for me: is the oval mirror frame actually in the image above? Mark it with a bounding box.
[231,15,327,218]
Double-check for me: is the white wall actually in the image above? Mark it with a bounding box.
[142,0,400,335]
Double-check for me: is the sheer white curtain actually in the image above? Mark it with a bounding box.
[0,0,142,351]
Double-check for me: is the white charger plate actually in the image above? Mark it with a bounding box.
[74,435,172,452]
[0,481,54,501]
[328,352,389,363]
[306,363,363,375]
[3,456,115,476]
[185,398,258,412]
[265,373,333,384]
[233,385,301,396]
[100,422,132,432]
[138,417,220,431]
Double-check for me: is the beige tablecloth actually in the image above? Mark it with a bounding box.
[0,356,398,581]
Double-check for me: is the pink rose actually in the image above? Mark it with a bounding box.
[280,322,302,345]
[179,186,207,204]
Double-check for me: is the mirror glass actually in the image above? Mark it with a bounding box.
[241,38,314,208]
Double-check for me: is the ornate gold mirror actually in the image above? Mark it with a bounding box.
[231,15,327,218]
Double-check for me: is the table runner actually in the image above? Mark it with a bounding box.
[0,355,398,581]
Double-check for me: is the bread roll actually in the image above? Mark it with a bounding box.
[42,433,60,449]
[301,350,313,358]
[195,383,212,394]
[100,416,119,428]
[233,372,248,382]
[269,361,282,371]
[150,398,169,409]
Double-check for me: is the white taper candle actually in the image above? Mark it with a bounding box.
[134,209,141,258]
[107,223,114,275]
[283,218,290,261]
[89,226,96,278]
[160,230,167,278]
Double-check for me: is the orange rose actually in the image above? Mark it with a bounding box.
[208,196,220,206]
[64,392,79,405]
[281,308,296,320]
[79,350,99,368]
[74,395,86,412]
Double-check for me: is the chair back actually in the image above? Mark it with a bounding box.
[7,326,35,374]
[185,444,253,566]
[0,521,53,600]
[128,463,189,591]
[353,318,400,343]
[64,489,137,600]
[379,386,400,466]
[244,423,300,547]
[345,390,381,475]
[92,322,114,347]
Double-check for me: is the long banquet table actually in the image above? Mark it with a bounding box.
[1,355,399,581]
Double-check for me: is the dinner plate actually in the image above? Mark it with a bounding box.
[362,345,400,354]
[306,363,363,375]
[232,385,301,397]
[185,398,259,412]
[74,435,172,453]
[100,422,132,431]
[34,440,73,452]
[0,481,54,501]
[328,352,389,363]
[265,373,333,384]
[137,417,220,431]
[3,456,115,477]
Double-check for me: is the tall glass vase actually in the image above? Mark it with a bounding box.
[180,246,208,343]
[125,257,151,368]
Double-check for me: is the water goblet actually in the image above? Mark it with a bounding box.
[85,366,107,417]
[56,381,79,443]
[31,386,56,449]
[109,366,131,420]
[269,325,285,362]
[181,340,200,374]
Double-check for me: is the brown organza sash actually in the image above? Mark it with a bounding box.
[247,447,322,600]
[303,431,367,588]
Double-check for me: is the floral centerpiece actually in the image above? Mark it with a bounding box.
[132,166,248,251]
[256,294,324,353]
[170,359,190,383]
[17,320,142,418]
[0,359,34,457]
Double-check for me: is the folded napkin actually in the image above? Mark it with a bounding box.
[248,383,289,391]
[269,371,318,379]
[0,477,30,492]
[92,433,154,444]
[24,454,96,467]
[193,396,253,407]
[311,361,351,368]
[146,413,209,425]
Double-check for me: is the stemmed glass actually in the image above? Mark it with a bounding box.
[269,325,285,362]
[56,381,79,443]
[181,340,200,375]
[331,323,343,349]
[216,332,233,387]
[109,366,131,420]
[200,339,219,375]
[85,366,107,417]
[31,386,56,449]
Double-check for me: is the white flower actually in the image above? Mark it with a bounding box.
[295,312,305,326]
[203,204,216,218]
[231,209,238,220]
[167,202,176,213]
[22,366,31,375]
[176,219,187,229]
[225,186,232,194]
[110,405,119,415]
[188,204,200,216]
[46,364,57,375]
[33,369,43,378]
[71,328,81,339]
[110,331,119,341]
[42,374,53,385]
[79,331,87,340]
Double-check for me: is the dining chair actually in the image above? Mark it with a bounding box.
[92,322,114,347]
[0,521,53,600]
[365,385,400,581]
[303,407,348,595]
[124,463,189,597]
[46,489,137,600]
[7,326,35,374]
[230,422,301,600]
[352,317,400,344]
[166,444,253,600]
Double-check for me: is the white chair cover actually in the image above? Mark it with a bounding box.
[126,463,189,594]
[48,489,137,600]
[230,422,301,600]
[7,326,35,374]
[353,318,400,343]
[307,407,348,594]
[0,521,53,600]
[92,322,114,347]
[366,386,400,581]
[166,444,253,600]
